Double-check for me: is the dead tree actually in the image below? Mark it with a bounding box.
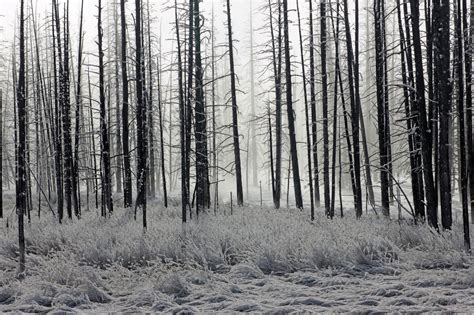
[308,0,320,207]
[16,0,26,276]
[282,0,303,209]
[320,0,330,216]
[73,0,84,218]
[225,0,244,206]
[175,0,187,222]
[194,0,210,214]
[410,0,438,229]
[342,0,362,217]
[296,0,314,219]
[268,0,283,209]
[456,0,470,250]
[434,0,452,229]
[135,0,148,228]
[374,0,390,217]
[98,0,113,216]
[120,0,133,208]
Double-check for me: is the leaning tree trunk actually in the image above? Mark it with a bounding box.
[342,0,363,217]
[282,0,303,209]
[226,0,244,206]
[296,0,315,219]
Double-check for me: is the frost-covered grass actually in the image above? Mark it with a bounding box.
[0,204,473,312]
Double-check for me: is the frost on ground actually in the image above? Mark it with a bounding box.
[0,204,473,313]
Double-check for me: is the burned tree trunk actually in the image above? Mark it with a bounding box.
[410,0,438,229]
[120,0,133,209]
[296,0,315,219]
[194,0,210,214]
[434,0,452,229]
[98,0,113,215]
[226,0,244,206]
[282,0,303,209]
[16,0,26,276]
[374,0,389,217]
[135,0,148,228]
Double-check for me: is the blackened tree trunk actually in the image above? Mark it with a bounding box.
[296,0,315,219]
[16,0,26,276]
[185,0,194,208]
[456,0,470,250]
[60,1,74,220]
[175,0,187,222]
[98,0,113,215]
[396,0,424,220]
[146,1,156,199]
[463,0,474,222]
[52,0,64,223]
[120,0,133,208]
[308,0,321,207]
[320,0,330,216]
[355,0,375,208]
[329,0,341,217]
[374,0,389,217]
[135,0,148,228]
[156,56,168,207]
[342,0,362,217]
[410,0,438,229]
[226,0,244,206]
[73,0,84,218]
[282,0,303,209]
[434,0,452,229]
[268,0,282,209]
[194,0,210,214]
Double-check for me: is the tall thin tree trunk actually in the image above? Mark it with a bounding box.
[73,0,84,218]
[268,0,282,209]
[321,0,330,215]
[296,0,314,219]
[374,0,390,217]
[456,0,470,250]
[135,0,147,228]
[226,0,244,206]
[342,0,362,217]
[120,0,132,208]
[283,0,303,209]
[175,0,187,222]
[98,0,113,215]
[308,0,321,207]
[410,0,438,229]
[16,0,26,276]
[435,0,452,229]
[194,0,210,214]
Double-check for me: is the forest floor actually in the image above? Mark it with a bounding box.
[0,198,473,313]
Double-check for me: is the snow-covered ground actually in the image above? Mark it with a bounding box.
[1,202,473,313]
